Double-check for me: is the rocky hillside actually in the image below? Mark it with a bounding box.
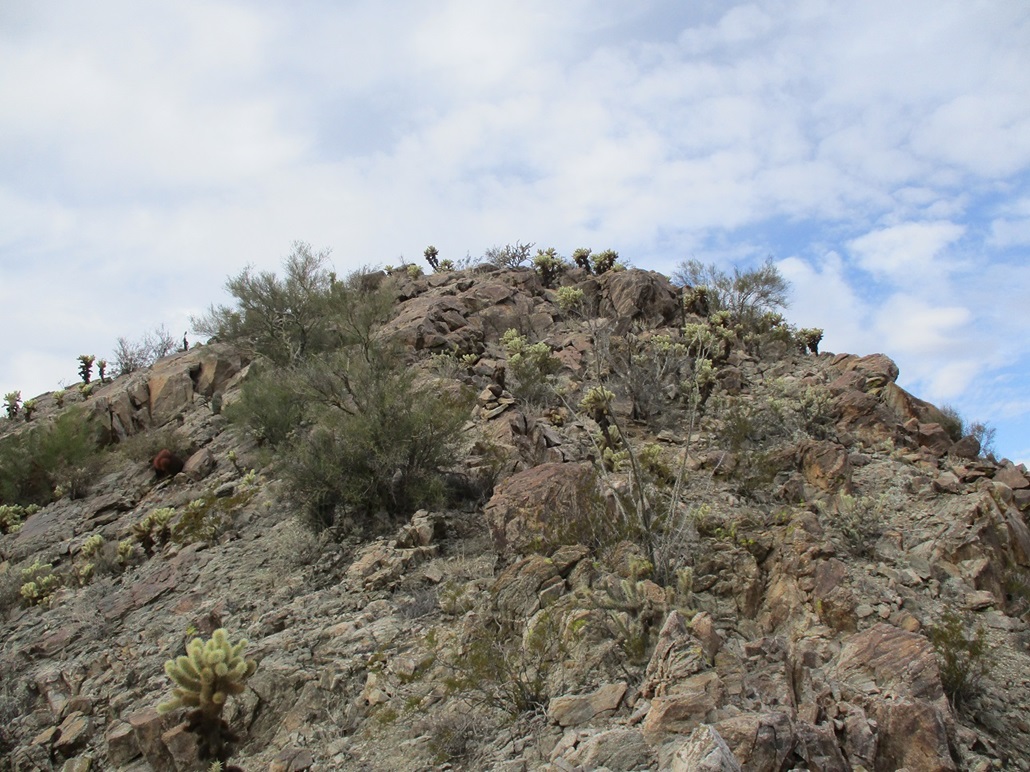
[1,262,1029,771]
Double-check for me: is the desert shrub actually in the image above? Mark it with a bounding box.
[938,404,996,456]
[115,426,192,463]
[284,346,471,534]
[606,333,689,422]
[192,241,339,367]
[112,324,178,375]
[501,329,560,407]
[223,365,306,447]
[444,609,575,715]
[672,257,789,329]
[817,493,887,558]
[0,408,104,506]
[484,241,534,269]
[419,712,485,767]
[937,404,964,442]
[928,609,990,709]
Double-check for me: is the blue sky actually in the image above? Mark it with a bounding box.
[1,1,1028,462]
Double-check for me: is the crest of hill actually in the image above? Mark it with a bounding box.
[0,260,1029,770]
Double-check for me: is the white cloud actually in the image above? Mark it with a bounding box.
[847,221,965,283]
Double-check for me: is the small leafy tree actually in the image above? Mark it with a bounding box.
[928,609,990,709]
[192,242,336,367]
[673,257,789,328]
[484,241,534,269]
[112,325,177,375]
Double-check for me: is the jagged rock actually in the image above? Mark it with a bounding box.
[491,554,562,619]
[666,724,743,771]
[832,623,955,771]
[641,611,709,699]
[595,269,681,327]
[913,420,954,457]
[951,434,982,459]
[105,720,141,767]
[484,461,598,552]
[713,711,794,771]
[996,463,1030,490]
[797,439,852,493]
[182,447,215,480]
[554,726,652,770]
[547,682,627,726]
[641,670,723,742]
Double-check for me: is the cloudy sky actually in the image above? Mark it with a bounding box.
[2,1,1029,462]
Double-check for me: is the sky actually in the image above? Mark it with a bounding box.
[1,1,1029,463]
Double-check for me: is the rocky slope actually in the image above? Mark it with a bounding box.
[1,263,1029,771]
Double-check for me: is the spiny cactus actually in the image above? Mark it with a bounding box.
[158,628,258,766]
[77,354,95,384]
[4,390,21,419]
[132,507,175,555]
[158,628,258,717]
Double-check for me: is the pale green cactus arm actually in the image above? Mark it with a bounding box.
[158,628,257,717]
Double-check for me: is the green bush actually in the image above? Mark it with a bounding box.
[285,346,471,533]
[501,329,560,407]
[223,365,306,447]
[484,241,534,269]
[928,609,990,709]
[672,257,789,329]
[192,241,339,367]
[0,409,104,506]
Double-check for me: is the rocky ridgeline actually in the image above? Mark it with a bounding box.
[1,263,1029,771]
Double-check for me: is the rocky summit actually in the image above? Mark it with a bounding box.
[1,261,1029,771]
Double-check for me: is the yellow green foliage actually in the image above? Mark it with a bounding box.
[20,559,60,607]
[133,507,175,555]
[158,628,258,717]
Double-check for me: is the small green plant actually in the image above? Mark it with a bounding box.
[21,400,37,421]
[158,628,258,766]
[797,328,823,354]
[817,493,887,558]
[591,249,620,274]
[532,247,565,288]
[3,391,21,420]
[928,609,990,709]
[132,508,176,555]
[424,245,440,271]
[0,504,38,534]
[20,559,61,607]
[53,389,65,408]
[443,610,574,716]
[555,286,585,313]
[501,329,561,407]
[406,263,424,279]
[572,247,592,271]
[97,359,108,383]
[77,354,95,384]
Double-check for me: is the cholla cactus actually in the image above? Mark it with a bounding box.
[53,389,66,408]
[159,628,258,767]
[22,399,37,421]
[78,354,95,384]
[4,390,21,419]
[158,628,258,718]
[97,359,108,383]
[133,507,176,555]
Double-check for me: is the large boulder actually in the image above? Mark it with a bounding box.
[484,462,599,553]
[831,623,955,771]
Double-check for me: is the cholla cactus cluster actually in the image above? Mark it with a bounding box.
[158,628,258,718]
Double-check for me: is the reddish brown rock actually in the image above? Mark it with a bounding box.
[797,439,852,493]
[484,461,599,553]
